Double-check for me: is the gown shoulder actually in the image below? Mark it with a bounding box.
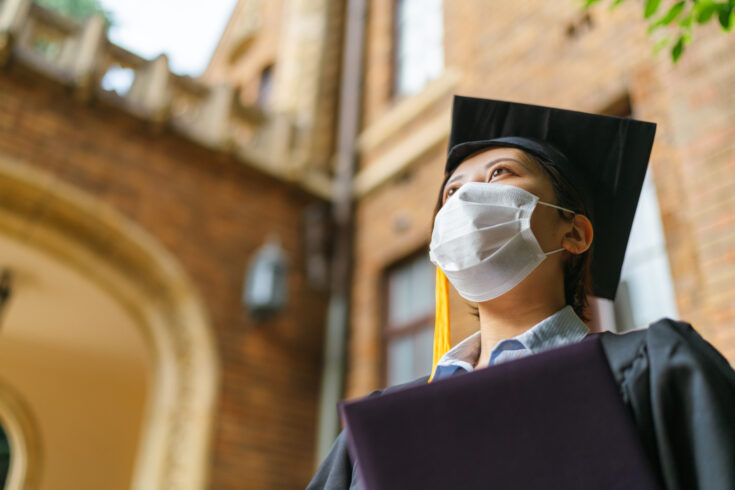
[598,318,735,490]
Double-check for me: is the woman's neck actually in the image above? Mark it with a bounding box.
[475,284,566,368]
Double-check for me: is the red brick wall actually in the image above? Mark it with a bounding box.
[644,21,735,355]
[0,63,328,490]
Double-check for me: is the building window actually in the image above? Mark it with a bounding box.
[384,252,435,386]
[257,64,274,109]
[589,96,679,332]
[393,0,444,97]
[613,169,679,331]
[588,170,680,333]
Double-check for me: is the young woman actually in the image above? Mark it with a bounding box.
[307,96,735,490]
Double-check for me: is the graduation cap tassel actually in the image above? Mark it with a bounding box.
[429,267,451,382]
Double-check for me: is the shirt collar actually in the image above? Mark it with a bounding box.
[512,305,590,352]
[436,305,590,371]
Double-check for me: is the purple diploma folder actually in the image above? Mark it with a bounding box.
[338,335,661,490]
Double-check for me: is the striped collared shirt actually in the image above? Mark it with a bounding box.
[433,305,590,380]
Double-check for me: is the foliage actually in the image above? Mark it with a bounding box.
[583,0,735,62]
[29,0,113,60]
[35,0,114,26]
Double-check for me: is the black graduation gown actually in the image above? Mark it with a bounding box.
[306,319,735,490]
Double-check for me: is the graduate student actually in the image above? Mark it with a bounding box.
[307,96,735,490]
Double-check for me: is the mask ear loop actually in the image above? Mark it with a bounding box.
[538,201,576,257]
[429,267,451,382]
[537,200,576,215]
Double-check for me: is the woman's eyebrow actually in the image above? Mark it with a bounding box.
[445,156,533,189]
[483,157,532,172]
[446,172,465,187]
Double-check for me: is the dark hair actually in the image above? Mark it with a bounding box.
[433,151,593,321]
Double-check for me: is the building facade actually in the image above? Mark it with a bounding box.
[1,0,734,489]
[0,1,334,488]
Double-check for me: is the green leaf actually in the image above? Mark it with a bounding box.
[645,0,663,18]
[648,1,686,32]
[671,35,685,61]
[718,5,734,29]
[583,0,603,8]
[694,0,719,23]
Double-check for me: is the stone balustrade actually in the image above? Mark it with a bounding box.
[0,0,332,198]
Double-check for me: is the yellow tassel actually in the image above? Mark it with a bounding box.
[429,267,451,382]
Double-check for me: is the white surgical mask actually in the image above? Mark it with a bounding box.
[429,182,574,302]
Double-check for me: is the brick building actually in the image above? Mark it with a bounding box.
[0,1,333,489]
[0,0,734,489]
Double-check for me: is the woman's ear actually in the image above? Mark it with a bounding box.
[562,214,593,255]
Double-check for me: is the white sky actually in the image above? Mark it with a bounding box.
[99,0,238,77]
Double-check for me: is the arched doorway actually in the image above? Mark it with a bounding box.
[0,156,220,489]
[0,381,41,490]
[0,424,8,488]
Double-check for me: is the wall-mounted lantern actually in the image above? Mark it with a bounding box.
[243,236,288,320]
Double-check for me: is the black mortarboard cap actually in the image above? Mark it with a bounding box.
[445,95,657,300]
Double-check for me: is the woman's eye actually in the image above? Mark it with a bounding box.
[489,167,511,180]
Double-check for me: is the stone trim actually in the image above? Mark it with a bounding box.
[356,68,460,155]
[0,0,333,199]
[0,156,220,490]
[352,109,451,198]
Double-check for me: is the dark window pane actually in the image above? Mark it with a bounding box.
[387,254,434,329]
[385,252,436,385]
[257,64,274,109]
[414,323,434,377]
[387,335,414,386]
[0,424,10,488]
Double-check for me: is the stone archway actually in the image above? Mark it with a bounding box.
[0,156,220,490]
